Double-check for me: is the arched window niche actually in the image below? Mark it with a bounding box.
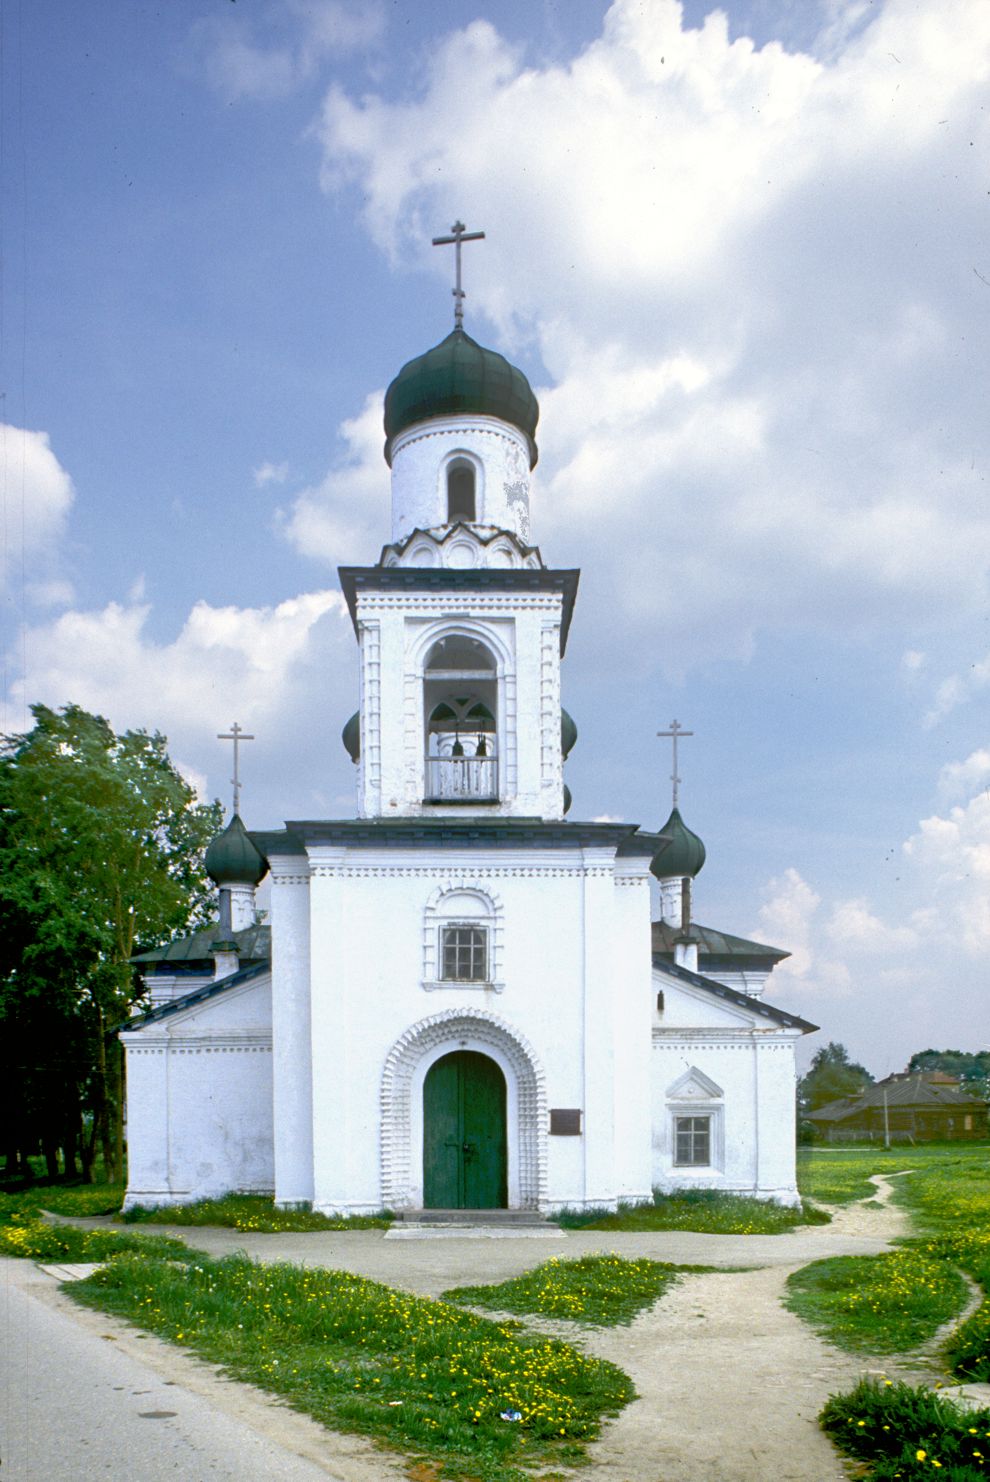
[423,634,499,804]
[445,457,478,523]
[422,885,504,991]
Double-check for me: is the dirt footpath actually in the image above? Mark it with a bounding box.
[39,1177,932,1481]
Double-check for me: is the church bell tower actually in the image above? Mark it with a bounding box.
[339,226,579,821]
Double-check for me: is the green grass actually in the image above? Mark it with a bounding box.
[68,1252,634,1481]
[556,1188,829,1234]
[120,1193,391,1232]
[444,1253,686,1327]
[785,1249,969,1354]
[0,1212,192,1263]
[0,1182,124,1224]
[820,1376,990,1481]
[796,1143,990,1208]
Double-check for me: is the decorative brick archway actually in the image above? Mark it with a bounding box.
[380,1008,547,1210]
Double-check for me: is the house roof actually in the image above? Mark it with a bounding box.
[652,920,790,965]
[132,922,271,966]
[809,1073,987,1122]
[122,959,271,1030]
[654,955,818,1033]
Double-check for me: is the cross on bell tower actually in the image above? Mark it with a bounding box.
[432,220,485,329]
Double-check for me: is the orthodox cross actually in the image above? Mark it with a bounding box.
[217,722,254,816]
[432,220,485,329]
[656,720,694,810]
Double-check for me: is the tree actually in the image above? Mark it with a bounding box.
[0,704,222,1181]
[798,1041,874,1114]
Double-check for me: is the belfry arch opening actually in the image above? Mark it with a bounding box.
[424,634,498,803]
[446,459,477,523]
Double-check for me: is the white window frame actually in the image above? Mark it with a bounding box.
[422,883,504,992]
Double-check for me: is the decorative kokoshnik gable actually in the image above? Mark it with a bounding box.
[120,224,816,1216]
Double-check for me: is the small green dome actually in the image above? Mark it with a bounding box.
[384,329,539,468]
[342,711,360,764]
[563,783,573,815]
[205,814,267,887]
[561,708,578,759]
[649,807,706,881]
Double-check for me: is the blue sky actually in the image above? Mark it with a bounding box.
[2,0,989,1074]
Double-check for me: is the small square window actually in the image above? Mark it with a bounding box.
[441,925,488,982]
[674,1115,711,1167]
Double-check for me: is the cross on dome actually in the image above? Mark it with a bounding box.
[656,719,694,810]
[217,721,255,816]
[432,220,485,329]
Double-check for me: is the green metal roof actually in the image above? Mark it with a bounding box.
[652,920,790,965]
[254,819,663,857]
[383,329,539,468]
[132,922,271,965]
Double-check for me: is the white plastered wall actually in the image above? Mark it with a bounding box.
[650,968,802,1206]
[389,416,532,542]
[301,842,655,1216]
[121,976,274,1209]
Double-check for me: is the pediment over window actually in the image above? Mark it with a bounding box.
[666,1066,724,1101]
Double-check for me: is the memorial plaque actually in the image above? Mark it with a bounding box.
[549,1108,582,1136]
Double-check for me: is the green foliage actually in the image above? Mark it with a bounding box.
[120,1193,391,1232]
[556,1187,827,1234]
[798,1040,874,1114]
[0,1212,190,1262]
[820,1377,990,1480]
[444,1253,682,1327]
[0,703,222,1181]
[785,1250,968,1353]
[70,1253,634,1480]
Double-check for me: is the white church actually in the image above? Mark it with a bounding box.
[122,239,815,1215]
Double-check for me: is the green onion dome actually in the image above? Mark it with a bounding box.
[563,784,573,815]
[561,708,578,758]
[342,711,360,764]
[649,807,706,881]
[384,329,539,468]
[205,813,267,887]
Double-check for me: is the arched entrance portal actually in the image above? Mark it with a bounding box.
[423,1051,507,1209]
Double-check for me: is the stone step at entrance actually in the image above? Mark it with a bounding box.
[385,1208,563,1240]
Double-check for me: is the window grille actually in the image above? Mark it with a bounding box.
[441,925,488,982]
[674,1115,711,1166]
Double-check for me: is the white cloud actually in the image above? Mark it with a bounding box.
[193,0,384,102]
[0,424,74,593]
[924,654,990,727]
[12,590,353,812]
[278,391,389,566]
[312,0,990,666]
[937,748,990,803]
[756,867,821,979]
[825,898,918,952]
[254,460,290,487]
[901,649,926,675]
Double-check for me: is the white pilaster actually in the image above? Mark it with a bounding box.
[269,856,314,1206]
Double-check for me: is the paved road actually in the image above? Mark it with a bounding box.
[1,1259,356,1482]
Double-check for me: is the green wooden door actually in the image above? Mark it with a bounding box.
[423,1051,507,1209]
